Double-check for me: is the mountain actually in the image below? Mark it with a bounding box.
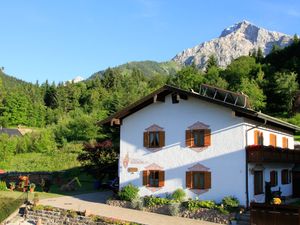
[172,20,293,69]
[90,60,181,79]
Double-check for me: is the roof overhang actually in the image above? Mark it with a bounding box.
[97,85,300,133]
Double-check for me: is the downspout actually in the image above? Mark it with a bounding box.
[245,118,267,208]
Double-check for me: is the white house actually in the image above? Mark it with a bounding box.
[99,85,300,207]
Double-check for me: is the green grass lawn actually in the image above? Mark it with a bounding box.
[0,152,81,172]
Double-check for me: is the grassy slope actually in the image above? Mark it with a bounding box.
[90,60,181,79]
[0,152,80,172]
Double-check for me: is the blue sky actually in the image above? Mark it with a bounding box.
[0,0,300,83]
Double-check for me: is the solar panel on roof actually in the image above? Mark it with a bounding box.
[197,84,249,109]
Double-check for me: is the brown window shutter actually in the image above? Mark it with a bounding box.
[204,129,211,147]
[159,131,165,147]
[186,171,192,188]
[158,171,165,187]
[143,170,149,186]
[270,134,277,147]
[143,132,149,148]
[254,130,259,145]
[185,130,192,147]
[282,137,288,148]
[204,171,211,189]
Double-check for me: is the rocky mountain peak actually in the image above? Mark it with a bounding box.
[220,20,254,37]
[172,21,293,69]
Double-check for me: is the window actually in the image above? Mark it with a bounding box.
[254,170,263,195]
[281,169,290,185]
[143,170,164,187]
[270,171,278,187]
[282,137,289,148]
[254,130,264,145]
[186,171,211,189]
[269,134,277,147]
[186,129,211,147]
[144,131,165,148]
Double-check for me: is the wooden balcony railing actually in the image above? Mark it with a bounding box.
[246,145,300,163]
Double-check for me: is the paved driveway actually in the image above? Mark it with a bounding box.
[40,192,217,225]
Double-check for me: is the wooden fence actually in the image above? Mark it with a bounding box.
[250,203,300,225]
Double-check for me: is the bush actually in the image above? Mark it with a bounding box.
[118,184,139,202]
[0,181,7,191]
[186,199,216,211]
[221,196,239,211]
[168,202,180,216]
[131,197,144,210]
[144,196,171,207]
[171,188,186,202]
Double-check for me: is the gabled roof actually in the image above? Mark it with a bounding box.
[0,128,22,137]
[98,85,300,132]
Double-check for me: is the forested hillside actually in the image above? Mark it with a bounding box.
[0,38,300,171]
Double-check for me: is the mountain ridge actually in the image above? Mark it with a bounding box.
[172,20,293,69]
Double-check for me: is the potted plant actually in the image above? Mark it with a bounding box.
[29,183,36,192]
[9,182,16,191]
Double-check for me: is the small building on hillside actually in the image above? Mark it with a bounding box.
[0,127,22,137]
[99,85,300,207]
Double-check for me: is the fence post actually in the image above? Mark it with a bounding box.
[298,208,300,225]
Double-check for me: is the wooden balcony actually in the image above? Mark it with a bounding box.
[246,145,300,164]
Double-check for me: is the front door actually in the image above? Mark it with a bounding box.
[292,171,300,197]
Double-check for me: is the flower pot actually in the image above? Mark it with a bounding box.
[30,188,35,193]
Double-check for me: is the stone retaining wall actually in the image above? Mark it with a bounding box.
[27,210,106,225]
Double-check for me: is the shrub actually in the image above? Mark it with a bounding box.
[118,184,139,202]
[144,196,171,207]
[171,188,186,202]
[186,199,216,211]
[168,202,180,216]
[131,197,144,210]
[0,181,7,191]
[221,196,239,211]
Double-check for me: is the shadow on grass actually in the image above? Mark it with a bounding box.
[0,166,116,204]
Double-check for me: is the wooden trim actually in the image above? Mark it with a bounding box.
[204,129,211,147]
[158,131,165,147]
[270,134,277,147]
[158,171,165,187]
[204,171,211,189]
[254,130,259,145]
[185,130,192,147]
[143,170,149,186]
[143,132,149,148]
[186,171,192,188]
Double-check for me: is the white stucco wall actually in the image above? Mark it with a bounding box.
[248,163,294,203]
[245,121,294,149]
[245,122,295,203]
[119,95,247,205]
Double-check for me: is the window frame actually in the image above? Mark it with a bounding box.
[186,129,211,148]
[270,170,278,187]
[254,170,264,195]
[186,171,211,190]
[192,129,205,147]
[281,169,290,185]
[254,130,264,145]
[143,170,165,188]
[282,137,289,149]
[149,131,160,148]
